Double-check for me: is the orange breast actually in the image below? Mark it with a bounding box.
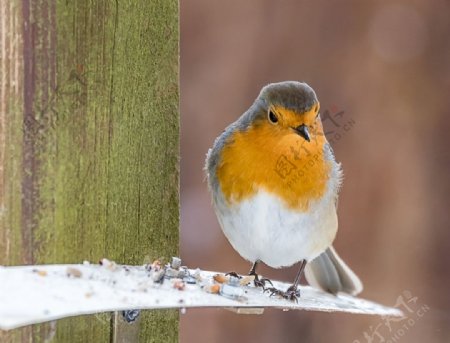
[216,123,331,211]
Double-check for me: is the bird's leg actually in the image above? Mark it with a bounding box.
[266,260,307,302]
[249,261,273,289]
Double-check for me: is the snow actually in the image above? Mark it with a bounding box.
[0,261,403,330]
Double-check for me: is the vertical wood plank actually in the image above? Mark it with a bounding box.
[0,0,179,341]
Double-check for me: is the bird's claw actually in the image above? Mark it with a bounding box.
[254,277,273,289]
[265,285,300,302]
[248,269,273,290]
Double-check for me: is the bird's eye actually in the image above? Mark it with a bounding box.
[268,110,278,124]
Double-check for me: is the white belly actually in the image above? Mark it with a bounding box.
[213,190,338,268]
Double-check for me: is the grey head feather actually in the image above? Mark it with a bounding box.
[259,81,318,114]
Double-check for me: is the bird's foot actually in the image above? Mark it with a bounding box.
[265,285,300,302]
[247,262,273,290]
[251,273,273,289]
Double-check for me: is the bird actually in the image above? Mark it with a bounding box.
[205,81,363,300]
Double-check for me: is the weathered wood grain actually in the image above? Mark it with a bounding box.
[0,1,179,342]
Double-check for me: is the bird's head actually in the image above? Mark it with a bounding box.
[252,81,322,142]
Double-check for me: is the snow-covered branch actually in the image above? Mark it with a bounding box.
[0,258,402,330]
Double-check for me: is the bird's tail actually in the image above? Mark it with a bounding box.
[305,246,363,296]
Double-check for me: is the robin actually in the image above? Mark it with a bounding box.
[205,81,363,300]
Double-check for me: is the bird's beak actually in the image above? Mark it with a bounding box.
[294,124,310,142]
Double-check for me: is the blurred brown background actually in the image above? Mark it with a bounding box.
[180,1,450,342]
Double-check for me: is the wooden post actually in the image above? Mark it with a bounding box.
[0,0,179,342]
